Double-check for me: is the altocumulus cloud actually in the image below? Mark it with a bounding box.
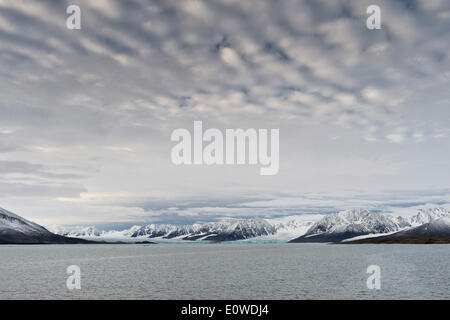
[0,0,449,225]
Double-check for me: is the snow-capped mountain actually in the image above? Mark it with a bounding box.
[0,207,92,244]
[130,218,277,242]
[289,209,409,243]
[48,207,450,243]
[345,216,450,244]
[1,207,48,235]
[264,214,322,240]
[419,216,450,236]
[51,215,320,242]
[48,225,103,237]
[409,207,450,226]
[391,216,450,239]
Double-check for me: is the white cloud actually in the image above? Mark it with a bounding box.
[0,0,449,224]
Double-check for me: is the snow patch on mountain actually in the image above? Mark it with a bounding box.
[50,215,321,242]
[48,207,450,243]
[0,207,48,235]
[129,218,278,242]
[304,209,403,236]
[409,207,450,226]
[48,225,102,237]
[1,207,94,244]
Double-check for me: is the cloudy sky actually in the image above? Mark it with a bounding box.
[1,0,450,227]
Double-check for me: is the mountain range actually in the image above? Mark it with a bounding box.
[52,207,450,243]
[2,206,450,244]
[290,208,450,243]
[49,215,320,242]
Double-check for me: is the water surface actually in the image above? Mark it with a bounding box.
[0,243,448,299]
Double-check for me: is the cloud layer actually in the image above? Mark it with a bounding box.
[0,0,450,225]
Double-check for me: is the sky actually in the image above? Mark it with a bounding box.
[0,0,450,227]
